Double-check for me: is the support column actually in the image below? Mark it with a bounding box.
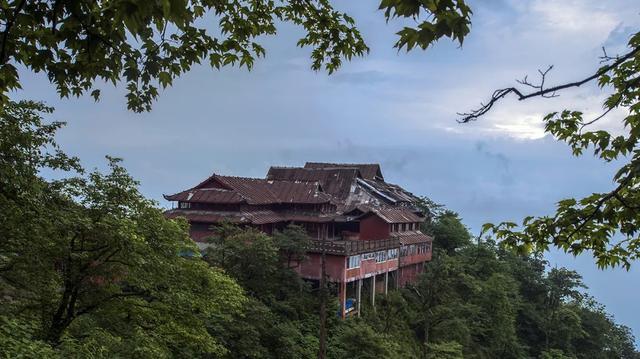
[384,271,389,294]
[339,281,346,319]
[357,278,362,317]
[371,274,376,308]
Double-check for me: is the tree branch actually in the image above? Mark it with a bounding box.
[458,46,640,123]
[0,0,27,64]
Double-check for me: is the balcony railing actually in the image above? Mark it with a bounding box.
[306,238,401,255]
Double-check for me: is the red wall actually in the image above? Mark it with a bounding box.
[359,215,390,240]
[345,257,398,282]
[296,252,402,283]
[294,253,346,282]
[398,263,424,287]
[399,251,431,267]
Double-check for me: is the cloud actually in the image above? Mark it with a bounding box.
[530,0,618,35]
[330,70,390,85]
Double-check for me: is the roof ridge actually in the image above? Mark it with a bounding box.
[268,165,305,169]
[216,174,265,181]
[218,174,320,185]
[306,162,380,165]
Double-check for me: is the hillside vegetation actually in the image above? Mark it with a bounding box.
[1,101,637,358]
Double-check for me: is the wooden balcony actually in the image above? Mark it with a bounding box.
[306,238,400,255]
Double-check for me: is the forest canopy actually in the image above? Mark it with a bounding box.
[0,101,637,357]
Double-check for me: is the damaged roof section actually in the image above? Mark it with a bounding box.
[357,178,420,204]
[268,163,419,209]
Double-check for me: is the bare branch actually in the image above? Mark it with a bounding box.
[458,46,640,123]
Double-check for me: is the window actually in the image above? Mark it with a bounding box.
[347,255,361,269]
[362,252,375,261]
[387,248,399,259]
[375,250,387,263]
[392,223,398,232]
[400,246,408,257]
[179,202,191,209]
[401,223,406,232]
[409,245,416,255]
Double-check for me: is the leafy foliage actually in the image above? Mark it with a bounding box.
[364,209,639,359]
[0,0,472,111]
[0,100,245,357]
[379,0,472,51]
[422,208,473,254]
[2,106,637,357]
[479,33,640,269]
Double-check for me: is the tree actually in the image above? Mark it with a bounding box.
[403,252,478,358]
[475,32,640,269]
[205,227,281,300]
[474,273,524,358]
[202,222,325,358]
[423,210,472,255]
[327,319,400,359]
[0,0,471,111]
[273,224,311,268]
[426,342,463,359]
[392,199,639,359]
[0,100,246,357]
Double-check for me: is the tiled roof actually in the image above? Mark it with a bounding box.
[217,175,331,204]
[164,174,331,205]
[366,207,424,223]
[164,188,244,203]
[266,167,360,200]
[392,231,433,245]
[304,162,383,180]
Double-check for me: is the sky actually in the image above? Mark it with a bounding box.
[15,0,640,343]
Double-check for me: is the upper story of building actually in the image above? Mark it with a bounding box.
[164,162,432,257]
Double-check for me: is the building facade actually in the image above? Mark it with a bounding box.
[164,163,432,318]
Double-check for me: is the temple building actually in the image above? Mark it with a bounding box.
[164,163,432,318]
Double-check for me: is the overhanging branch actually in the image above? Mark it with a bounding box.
[458,46,640,123]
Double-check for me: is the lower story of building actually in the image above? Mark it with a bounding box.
[293,250,430,318]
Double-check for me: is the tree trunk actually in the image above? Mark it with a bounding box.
[318,224,327,359]
[423,317,430,359]
[46,286,73,344]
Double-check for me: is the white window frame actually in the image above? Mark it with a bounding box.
[362,252,375,260]
[347,255,361,269]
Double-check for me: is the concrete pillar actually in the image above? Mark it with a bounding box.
[339,281,346,319]
[357,278,362,317]
[384,271,389,294]
[371,274,376,308]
